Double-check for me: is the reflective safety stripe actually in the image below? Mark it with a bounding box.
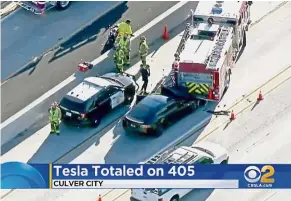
[185,82,209,95]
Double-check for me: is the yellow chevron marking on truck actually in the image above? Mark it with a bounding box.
[185,82,209,95]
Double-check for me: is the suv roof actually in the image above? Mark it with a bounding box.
[146,146,209,165]
[66,77,111,102]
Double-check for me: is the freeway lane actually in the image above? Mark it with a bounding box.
[1,1,178,121]
[1,2,290,200]
[1,1,120,81]
[183,70,291,201]
[157,77,291,201]
[0,1,194,145]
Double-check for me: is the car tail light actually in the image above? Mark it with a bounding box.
[158,198,163,201]
[172,61,179,70]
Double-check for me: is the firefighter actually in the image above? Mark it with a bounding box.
[140,63,150,94]
[114,45,125,73]
[49,101,62,135]
[119,35,131,66]
[139,36,149,65]
[115,19,133,51]
[117,19,133,37]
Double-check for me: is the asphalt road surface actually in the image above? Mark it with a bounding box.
[1,1,178,122]
[1,1,120,81]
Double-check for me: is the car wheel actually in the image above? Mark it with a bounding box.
[221,159,228,164]
[91,118,100,128]
[190,101,198,111]
[56,1,71,10]
[153,124,163,137]
[170,195,179,201]
[124,94,134,104]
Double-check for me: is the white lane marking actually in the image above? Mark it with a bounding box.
[1,1,188,130]
[0,75,75,129]
[0,3,20,22]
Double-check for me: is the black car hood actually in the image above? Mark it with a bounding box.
[126,104,156,124]
[101,73,133,87]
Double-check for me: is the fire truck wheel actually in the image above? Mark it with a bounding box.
[243,31,246,47]
[245,25,249,31]
[170,195,179,201]
[56,1,71,10]
[225,70,231,89]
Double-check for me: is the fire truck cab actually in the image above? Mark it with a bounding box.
[162,1,251,102]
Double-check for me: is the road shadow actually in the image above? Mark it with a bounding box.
[1,21,181,156]
[104,102,217,164]
[235,38,247,63]
[28,105,130,163]
[6,56,43,80]
[48,2,128,64]
[1,115,48,155]
[26,76,216,165]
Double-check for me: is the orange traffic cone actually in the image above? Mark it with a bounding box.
[162,25,169,40]
[230,110,235,121]
[257,91,263,101]
[97,194,102,201]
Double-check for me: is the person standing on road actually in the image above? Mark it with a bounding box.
[120,35,131,66]
[139,36,149,65]
[140,63,150,94]
[117,19,133,37]
[115,19,133,52]
[114,45,125,73]
[49,102,62,135]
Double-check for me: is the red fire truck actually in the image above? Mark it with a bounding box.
[162,1,252,102]
[17,1,71,15]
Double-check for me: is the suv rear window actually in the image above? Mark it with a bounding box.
[60,97,93,113]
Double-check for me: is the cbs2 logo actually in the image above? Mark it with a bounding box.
[244,165,275,183]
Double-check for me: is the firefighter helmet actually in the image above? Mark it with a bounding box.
[140,36,146,41]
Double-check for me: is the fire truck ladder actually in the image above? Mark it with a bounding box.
[174,23,192,61]
[206,26,231,69]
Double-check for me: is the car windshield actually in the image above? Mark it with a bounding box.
[60,97,92,113]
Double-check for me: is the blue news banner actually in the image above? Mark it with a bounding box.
[1,162,291,189]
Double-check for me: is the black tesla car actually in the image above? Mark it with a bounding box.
[122,94,199,136]
[60,73,136,127]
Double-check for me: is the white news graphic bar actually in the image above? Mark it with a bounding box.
[52,179,239,189]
